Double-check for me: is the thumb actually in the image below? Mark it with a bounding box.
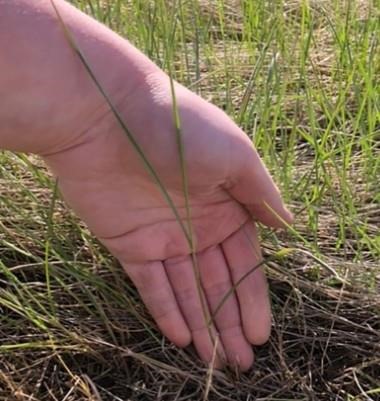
[225,142,293,229]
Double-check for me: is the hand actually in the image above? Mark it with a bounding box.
[43,71,292,371]
[1,0,292,371]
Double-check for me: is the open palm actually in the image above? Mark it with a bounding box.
[43,72,292,371]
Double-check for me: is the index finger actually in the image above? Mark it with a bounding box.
[225,140,293,228]
[122,260,191,348]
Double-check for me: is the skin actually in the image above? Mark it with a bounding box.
[0,0,293,371]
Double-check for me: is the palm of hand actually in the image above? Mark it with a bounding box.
[44,74,291,371]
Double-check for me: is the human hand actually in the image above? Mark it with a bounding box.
[1,0,292,371]
[43,71,292,371]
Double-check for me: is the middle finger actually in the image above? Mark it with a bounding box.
[164,254,226,368]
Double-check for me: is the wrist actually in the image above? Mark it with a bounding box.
[0,0,160,155]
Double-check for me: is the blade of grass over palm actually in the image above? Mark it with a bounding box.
[163,3,216,355]
[167,61,194,251]
[169,76,214,342]
[49,0,191,246]
[210,254,277,323]
[211,241,349,323]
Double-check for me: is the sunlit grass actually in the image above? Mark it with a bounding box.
[0,1,379,400]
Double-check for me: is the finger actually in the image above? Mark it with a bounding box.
[225,142,293,228]
[222,222,271,345]
[197,245,254,371]
[122,261,191,348]
[164,255,226,368]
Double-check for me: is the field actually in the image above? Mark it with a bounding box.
[0,0,379,400]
